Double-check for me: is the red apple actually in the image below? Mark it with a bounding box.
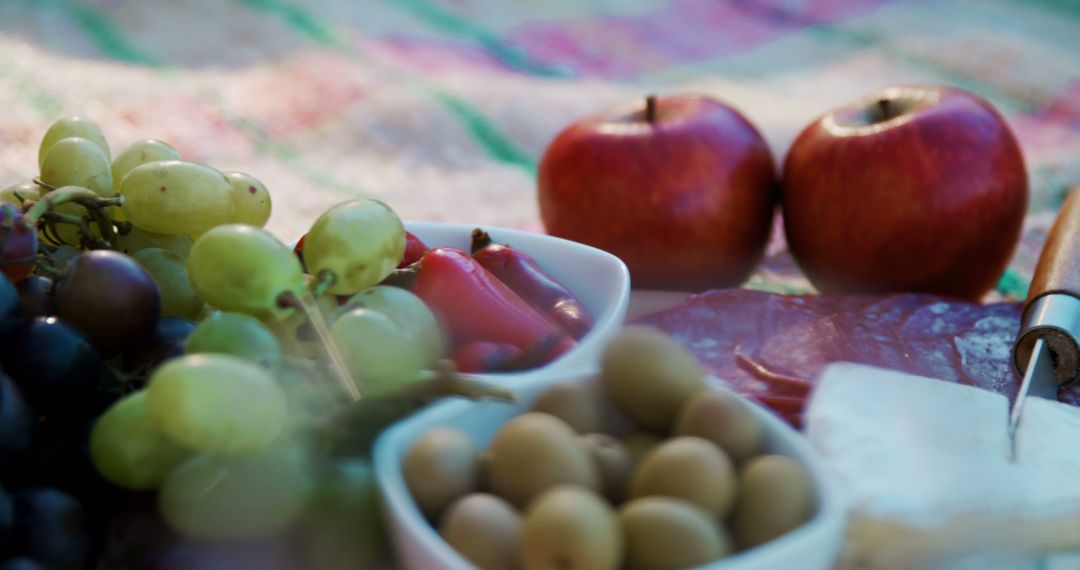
[781,85,1028,299]
[537,94,778,291]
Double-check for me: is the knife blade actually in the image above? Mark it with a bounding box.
[1009,185,1080,461]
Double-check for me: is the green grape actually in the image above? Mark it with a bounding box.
[0,182,43,207]
[262,284,338,359]
[38,116,110,168]
[265,316,320,359]
[224,171,272,228]
[36,135,113,245]
[116,225,193,257]
[302,199,405,296]
[185,311,281,370]
[275,356,330,426]
[145,353,289,455]
[119,160,234,235]
[132,247,203,319]
[40,137,114,198]
[187,225,305,318]
[338,285,443,365]
[300,459,387,569]
[159,443,313,540]
[89,391,190,490]
[50,245,81,271]
[331,307,428,396]
[112,139,181,190]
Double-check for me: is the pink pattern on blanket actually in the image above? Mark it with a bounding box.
[507,2,775,78]
[220,54,368,137]
[1010,80,1080,160]
[506,0,903,79]
[366,37,509,75]
[631,290,1042,426]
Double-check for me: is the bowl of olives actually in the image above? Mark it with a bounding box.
[373,326,848,570]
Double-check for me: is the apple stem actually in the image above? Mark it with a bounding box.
[645,94,658,123]
[877,98,893,121]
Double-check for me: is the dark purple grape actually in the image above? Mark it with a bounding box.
[123,317,197,374]
[9,423,129,568]
[10,488,89,570]
[14,276,54,320]
[0,485,12,553]
[151,535,298,570]
[97,496,178,570]
[0,206,38,284]
[0,274,20,341]
[0,558,44,570]
[22,420,119,509]
[2,317,119,420]
[54,250,160,357]
[0,373,32,469]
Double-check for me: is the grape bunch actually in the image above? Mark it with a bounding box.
[0,117,511,570]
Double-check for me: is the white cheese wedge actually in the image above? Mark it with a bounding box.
[806,363,1080,569]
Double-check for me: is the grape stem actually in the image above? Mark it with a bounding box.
[32,177,56,191]
[40,212,111,249]
[34,248,67,280]
[22,186,123,230]
[419,360,516,402]
[40,220,66,247]
[276,289,362,403]
[322,360,514,451]
[312,269,335,299]
[86,201,119,247]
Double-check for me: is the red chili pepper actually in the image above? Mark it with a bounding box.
[451,335,571,373]
[470,229,594,340]
[452,341,522,373]
[294,233,307,270]
[412,247,575,367]
[397,231,429,269]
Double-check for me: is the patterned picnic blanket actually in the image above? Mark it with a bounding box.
[0,0,1077,298]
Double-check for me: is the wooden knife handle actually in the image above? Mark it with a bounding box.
[1014,185,1080,386]
[1027,185,1080,304]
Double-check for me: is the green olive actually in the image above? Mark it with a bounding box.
[531,381,607,434]
[630,437,737,518]
[674,389,764,464]
[620,497,731,569]
[580,433,635,503]
[521,486,622,570]
[601,326,705,432]
[403,428,479,520]
[440,493,522,570]
[489,413,600,507]
[731,455,816,549]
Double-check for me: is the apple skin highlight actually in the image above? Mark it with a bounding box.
[538,94,778,292]
[781,85,1028,299]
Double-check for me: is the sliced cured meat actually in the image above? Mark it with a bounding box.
[632,290,1029,426]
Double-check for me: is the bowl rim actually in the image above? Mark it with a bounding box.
[373,368,849,569]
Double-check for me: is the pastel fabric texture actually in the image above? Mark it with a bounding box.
[0,0,1077,297]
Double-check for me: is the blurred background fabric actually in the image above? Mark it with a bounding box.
[0,0,1076,297]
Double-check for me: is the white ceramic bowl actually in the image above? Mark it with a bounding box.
[374,370,848,570]
[400,221,631,376]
